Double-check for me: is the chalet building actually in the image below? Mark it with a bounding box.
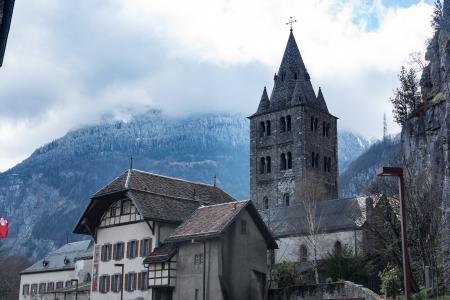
[70,168,276,300]
[19,240,93,300]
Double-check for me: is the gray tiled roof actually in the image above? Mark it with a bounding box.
[94,169,235,204]
[74,169,236,235]
[167,201,249,241]
[20,240,93,274]
[261,197,369,238]
[166,201,278,249]
[127,190,202,223]
[144,243,178,264]
[252,31,329,117]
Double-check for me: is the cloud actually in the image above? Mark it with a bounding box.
[0,0,434,171]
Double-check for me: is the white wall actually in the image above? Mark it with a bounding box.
[93,221,155,300]
[19,260,91,300]
[275,229,363,264]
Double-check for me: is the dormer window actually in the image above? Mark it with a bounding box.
[43,259,49,267]
[121,200,131,215]
[63,257,69,265]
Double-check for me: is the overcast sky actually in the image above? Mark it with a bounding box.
[0,0,434,171]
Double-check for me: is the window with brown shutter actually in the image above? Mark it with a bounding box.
[114,242,124,261]
[127,240,138,259]
[140,238,152,257]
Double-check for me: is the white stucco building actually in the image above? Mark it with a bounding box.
[19,240,93,300]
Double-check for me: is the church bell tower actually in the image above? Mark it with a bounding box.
[249,29,339,210]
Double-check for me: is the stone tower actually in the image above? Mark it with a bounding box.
[249,30,338,210]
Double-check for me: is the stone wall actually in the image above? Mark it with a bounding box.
[269,281,380,300]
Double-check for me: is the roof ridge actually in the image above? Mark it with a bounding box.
[127,188,231,205]
[131,169,216,188]
[197,200,247,209]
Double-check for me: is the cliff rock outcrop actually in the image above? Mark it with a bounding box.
[402,2,450,285]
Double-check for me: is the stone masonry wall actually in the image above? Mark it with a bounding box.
[269,281,380,300]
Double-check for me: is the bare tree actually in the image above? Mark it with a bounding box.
[294,173,328,284]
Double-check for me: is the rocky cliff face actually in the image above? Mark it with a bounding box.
[402,4,450,285]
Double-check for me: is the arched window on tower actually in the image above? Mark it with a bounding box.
[266,156,271,173]
[315,153,320,169]
[283,193,290,207]
[287,152,292,169]
[286,116,291,131]
[266,120,271,136]
[280,153,287,170]
[260,157,266,174]
[260,122,266,137]
[314,118,319,132]
[312,152,315,168]
[300,244,308,262]
[263,197,269,209]
[280,117,286,133]
[323,121,326,136]
[323,156,327,172]
[294,72,298,80]
[326,123,330,137]
[310,117,314,131]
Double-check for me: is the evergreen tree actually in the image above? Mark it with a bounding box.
[432,0,443,31]
[391,66,421,126]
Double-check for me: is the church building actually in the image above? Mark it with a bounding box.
[249,29,338,210]
[249,29,373,275]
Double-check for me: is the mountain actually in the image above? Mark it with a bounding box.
[337,131,372,173]
[0,110,369,260]
[339,136,401,198]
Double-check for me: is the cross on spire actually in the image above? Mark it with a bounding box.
[286,16,297,32]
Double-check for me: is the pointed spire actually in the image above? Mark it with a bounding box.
[316,87,329,113]
[257,87,270,113]
[270,31,316,110]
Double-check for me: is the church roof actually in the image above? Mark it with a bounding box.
[262,196,369,238]
[166,200,278,249]
[20,240,93,275]
[256,86,270,113]
[251,31,329,117]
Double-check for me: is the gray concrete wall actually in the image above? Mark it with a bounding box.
[174,209,270,300]
[269,281,380,300]
[221,209,269,300]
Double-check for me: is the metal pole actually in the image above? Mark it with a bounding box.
[120,265,124,300]
[399,175,412,300]
[203,240,206,300]
[75,280,78,300]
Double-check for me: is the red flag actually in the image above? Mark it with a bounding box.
[0,218,8,238]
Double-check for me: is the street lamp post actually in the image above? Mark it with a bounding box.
[114,263,124,300]
[377,167,411,300]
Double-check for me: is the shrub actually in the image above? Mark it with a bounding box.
[379,264,402,299]
[273,261,301,288]
[323,244,373,284]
